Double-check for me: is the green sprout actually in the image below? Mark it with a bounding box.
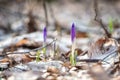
[108,18,114,34]
[70,23,76,66]
[70,50,77,66]
[54,41,60,59]
[36,50,40,62]
[42,47,46,55]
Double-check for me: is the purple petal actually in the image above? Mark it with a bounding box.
[71,23,76,42]
[43,27,47,42]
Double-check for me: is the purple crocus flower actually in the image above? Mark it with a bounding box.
[71,23,76,42]
[43,27,47,42]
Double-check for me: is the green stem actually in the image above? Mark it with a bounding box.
[36,50,40,62]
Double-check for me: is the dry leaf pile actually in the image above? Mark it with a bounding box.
[0,0,120,80]
[0,31,119,80]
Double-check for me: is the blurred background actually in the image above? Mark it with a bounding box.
[0,0,120,40]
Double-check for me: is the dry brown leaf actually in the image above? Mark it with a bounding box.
[47,66,59,74]
[0,54,35,69]
[63,48,83,59]
[16,38,29,47]
[76,32,88,38]
[0,58,13,68]
[0,58,10,63]
[67,31,88,38]
[88,38,106,58]
[61,62,71,69]
[21,54,35,64]
[16,38,42,49]
[88,38,118,59]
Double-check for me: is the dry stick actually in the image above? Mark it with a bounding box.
[43,0,49,27]
[49,3,56,23]
[0,39,56,56]
[77,59,111,64]
[49,3,61,36]
[93,0,111,38]
[49,4,62,55]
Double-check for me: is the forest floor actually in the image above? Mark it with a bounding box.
[0,0,120,80]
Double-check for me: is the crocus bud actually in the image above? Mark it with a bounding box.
[71,23,76,43]
[43,27,47,42]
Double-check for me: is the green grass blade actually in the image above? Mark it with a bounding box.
[36,50,40,62]
[70,51,77,66]
[42,48,46,54]
[108,18,114,34]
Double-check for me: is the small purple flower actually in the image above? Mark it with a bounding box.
[43,27,47,42]
[71,23,76,42]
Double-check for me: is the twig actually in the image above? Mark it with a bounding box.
[49,2,61,35]
[1,39,56,55]
[78,59,100,63]
[93,0,111,38]
[94,0,98,21]
[78,59,111,64]
[49,3,56,22]
[43,0,49,27]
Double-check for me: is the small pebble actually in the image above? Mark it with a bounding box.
[42,72,50,78]
[47,66,59,73]
[52,73,59,78]
[57,76,64,80]
[61,67,69,73]
[69,70,77,76]
[69,67,77,71]
[69,67,78,76]
[46,76,56,80]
